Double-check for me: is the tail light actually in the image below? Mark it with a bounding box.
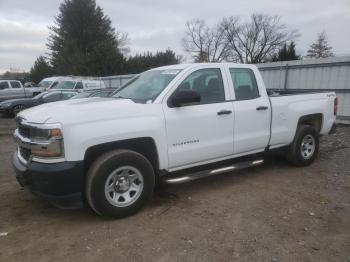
[334,97,338,115]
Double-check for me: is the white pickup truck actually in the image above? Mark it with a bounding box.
[0,80,44,102]
[13,63,337,218]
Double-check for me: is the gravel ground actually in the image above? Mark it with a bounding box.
[0,117,349,262]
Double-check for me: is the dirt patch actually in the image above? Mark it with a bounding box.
[0,118,349,262]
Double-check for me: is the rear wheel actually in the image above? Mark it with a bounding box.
[85,149,155,218]
[12,104,26,116]
[286,125,319,166]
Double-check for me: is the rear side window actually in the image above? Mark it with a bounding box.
[10,81,21,88]
[0,81,9,90]
[43,92,61,102]
[62,92,77,100]
[230,68,259,100]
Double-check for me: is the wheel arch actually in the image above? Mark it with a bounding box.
[84,137,160,175]
[297,113,323,134]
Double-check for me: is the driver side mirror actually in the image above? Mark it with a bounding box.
[171,90,201,107]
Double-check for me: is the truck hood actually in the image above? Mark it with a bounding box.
[18,97,156,124]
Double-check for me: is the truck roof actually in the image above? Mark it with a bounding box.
[152,63,257,71]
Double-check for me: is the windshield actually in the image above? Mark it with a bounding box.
[53,80,77,89]
[38,81,52,88]
[113,69,181,103]
[70,92,92,99]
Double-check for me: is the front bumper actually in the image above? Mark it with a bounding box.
[12,152,84,209]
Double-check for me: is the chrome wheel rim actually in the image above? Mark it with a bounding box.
[104,166,144,207]
[13,105,26,115]
[300,134,316,159]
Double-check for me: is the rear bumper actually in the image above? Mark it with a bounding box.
[12,152,84,209]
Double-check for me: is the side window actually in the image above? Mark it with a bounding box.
[61,92,76,100]
[0,82,9,90]
[51,81,59,88]
[230,68,259,100]
[75,81,83,89]
[43,92,61,102]
[175,68,225,105]
[10,81,21,88]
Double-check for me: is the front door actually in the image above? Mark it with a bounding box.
[163,67,234,169]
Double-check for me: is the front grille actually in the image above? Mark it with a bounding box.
[18,125,30,138]
[19,146,31,161]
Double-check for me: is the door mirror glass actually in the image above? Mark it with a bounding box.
[171,90,200,107]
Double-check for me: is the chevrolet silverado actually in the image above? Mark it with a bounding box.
[12,63,337,218]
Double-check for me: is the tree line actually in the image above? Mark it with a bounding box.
[182,15,333,63]
[26,0,334,83]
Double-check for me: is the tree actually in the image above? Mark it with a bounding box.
[29,56,53,83]
[182,19,230,62]
[125,49,180,74]
[271,41,300,62]
[48,0,127,76]
[306,31,334,59]
[220,14,299,63]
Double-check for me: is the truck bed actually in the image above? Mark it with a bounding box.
[268,90,336,148]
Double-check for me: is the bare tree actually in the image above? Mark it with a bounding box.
[220,14,299,63]
[116,31,130,55]
[182,19,230,62]
[306,31,334,59]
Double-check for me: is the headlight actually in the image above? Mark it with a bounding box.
[30,127,64,158]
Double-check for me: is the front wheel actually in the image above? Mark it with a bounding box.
[85,150,155,218]
[286,125,319,166]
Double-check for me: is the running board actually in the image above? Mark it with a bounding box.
[162,158,264,184]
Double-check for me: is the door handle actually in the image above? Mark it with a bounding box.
[217,110,232,115]
[256,106,269,111]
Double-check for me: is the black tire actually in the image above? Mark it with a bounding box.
[286,125,319,166]
[12,104,26,116]
[86,149,155,218]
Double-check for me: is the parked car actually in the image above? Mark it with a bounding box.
[70,88,117,99]
[0,89,78,116]
[13,63,337,218]
[51,79,106,91]
[0,80,44,102]
[37,76,70,90]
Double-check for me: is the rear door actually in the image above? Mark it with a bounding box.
[163,66,234,169]
[225,66,271,154]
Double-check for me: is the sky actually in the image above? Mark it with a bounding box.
[0,0,349,73]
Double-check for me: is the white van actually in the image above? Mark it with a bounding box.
[37,77,71,90]
[51,79,106,91]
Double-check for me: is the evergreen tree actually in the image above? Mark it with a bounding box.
[29,56,53,83]
[48,0,125,76]
[307,31,334,59]
[271,41,300,62]
[125,49,180,74]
